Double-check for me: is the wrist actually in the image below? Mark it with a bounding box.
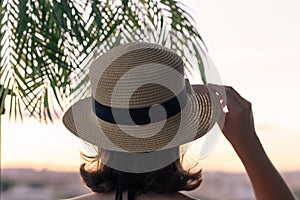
[229,130,262,155]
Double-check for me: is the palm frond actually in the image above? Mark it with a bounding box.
[0,0,207,122]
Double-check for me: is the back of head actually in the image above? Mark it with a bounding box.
[80,147,202,195]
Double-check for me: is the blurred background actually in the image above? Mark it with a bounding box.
[1,0,300,199]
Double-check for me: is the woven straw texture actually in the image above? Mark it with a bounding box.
[63,42,220,152]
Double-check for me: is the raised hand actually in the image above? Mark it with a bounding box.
[207,84,296,200]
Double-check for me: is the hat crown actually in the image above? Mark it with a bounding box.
[89,42,185,108]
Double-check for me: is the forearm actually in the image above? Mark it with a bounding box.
[231,133,296,200]
[209,84,296,199]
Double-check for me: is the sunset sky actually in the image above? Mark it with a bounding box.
[2,0,300,172]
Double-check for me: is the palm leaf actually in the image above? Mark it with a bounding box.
[0,0,208,122]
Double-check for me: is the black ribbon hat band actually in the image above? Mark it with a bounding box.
[92,79,192,125]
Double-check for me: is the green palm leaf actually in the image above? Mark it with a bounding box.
[0,0,208,122]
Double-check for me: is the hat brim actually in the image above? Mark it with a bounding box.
[62,85,220,153]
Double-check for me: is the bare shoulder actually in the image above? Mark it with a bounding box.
[61,193,102,200]
[171,192,199,200]
[62,192,198,200]
[140,192,197,200]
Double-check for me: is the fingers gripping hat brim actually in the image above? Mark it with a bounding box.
[62,85,220,153]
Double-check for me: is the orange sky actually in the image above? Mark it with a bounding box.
[1,115,300,172]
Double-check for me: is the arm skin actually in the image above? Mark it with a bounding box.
[208,84,296,200]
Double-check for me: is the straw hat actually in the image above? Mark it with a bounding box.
[62,42,220,153]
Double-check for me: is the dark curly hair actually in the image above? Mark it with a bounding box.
[80,146,202,196]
